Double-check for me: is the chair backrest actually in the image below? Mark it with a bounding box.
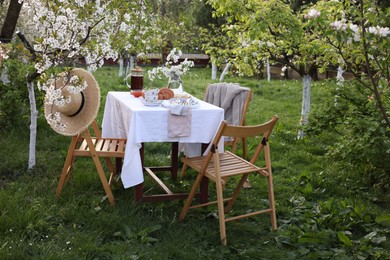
[202,116,279,171]
[204,83,252,127]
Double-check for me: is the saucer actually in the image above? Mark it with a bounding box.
[141,99,162,106]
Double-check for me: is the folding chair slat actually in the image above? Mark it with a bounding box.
[79,140,88,151]
[102,139,110,151]
[219,167,256,176]
[109,140,118,152]
[95,139,105,151]
[207,165,256,178]
[117,139,126,153]
[208,158,253,171]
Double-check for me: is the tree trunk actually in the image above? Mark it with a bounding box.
[129,55,136,71]
[27,80,37,170]
[219,62,231,82]
[0,0,23,43]
[297,74,311,139]
[211,61,217,80]
[16,32,40,170]
[124,57,130,78]
[118,57,124,77]
[266,58,271,82]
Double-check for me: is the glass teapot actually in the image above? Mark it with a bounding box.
[130,67,144,91]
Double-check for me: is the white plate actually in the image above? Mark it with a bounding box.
[162,97,200,109]
[141,99,163,106]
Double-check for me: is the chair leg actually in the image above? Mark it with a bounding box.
[56,155,74,197]
[242,137,247,160]
[84,130,115,205]
[268,174,277,230]
[209,151,227,245]
[264,145,277,230]
[63,158,75,184]
[56,136,78,197]
[216,170,227,246]
[224,173,249,213]
[92,156,116,206]
[180,162,188,178]
[104,157,115,175]
[179,171,205,221]
[104,157,116,186]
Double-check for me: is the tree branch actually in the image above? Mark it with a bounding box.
[16,31,37,61]
[79,17,105,47]
[16,31,41,83]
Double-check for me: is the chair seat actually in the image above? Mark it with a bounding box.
[183,151,261,182]
[74,137,127,158]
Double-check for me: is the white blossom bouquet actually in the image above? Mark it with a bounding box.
[148,48,194,88]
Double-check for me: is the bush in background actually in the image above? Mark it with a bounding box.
[306,80,390,202]
[0,43,43,129]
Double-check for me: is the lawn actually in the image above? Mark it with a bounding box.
[0,66,389,259]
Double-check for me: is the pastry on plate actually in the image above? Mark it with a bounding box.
[158,87,174,100]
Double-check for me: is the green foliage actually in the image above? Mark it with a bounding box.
[306,80,390,197]
[0,55,42,129]
[307,0,390,130]
[207,0,320,77]
[113,224,161,245]
[277,194,389,259]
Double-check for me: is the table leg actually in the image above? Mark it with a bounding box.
[200,143,209,203]
[140,143,144,167]
[115,158,122,175]
[134,183,143,202]
[171,142,178,179]
[134,144,145,201]
[134,142,179,202]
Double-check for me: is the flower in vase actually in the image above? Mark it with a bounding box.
[148,48,194,89]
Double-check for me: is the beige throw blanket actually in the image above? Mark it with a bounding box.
[204,83,250,126]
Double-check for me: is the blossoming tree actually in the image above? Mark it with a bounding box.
[305,0,389,129]
[208,0,389,136]
[111,0,157,78]
[7,0,133,169]
[208,0,323,137]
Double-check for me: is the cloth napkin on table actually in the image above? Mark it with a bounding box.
[168,105,192,137]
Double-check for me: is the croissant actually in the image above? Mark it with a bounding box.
[158,87,174,100]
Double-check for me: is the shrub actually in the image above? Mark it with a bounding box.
[0,46,43,129]
[306,80,390,198]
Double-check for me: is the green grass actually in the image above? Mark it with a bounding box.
[0,66,389,259]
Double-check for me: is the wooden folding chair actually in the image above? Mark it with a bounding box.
[181,83,253,180]
[56,120,126,205]
[179,116,279,245]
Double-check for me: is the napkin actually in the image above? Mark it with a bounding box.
[170,104,190,116]
[168,105,192,137]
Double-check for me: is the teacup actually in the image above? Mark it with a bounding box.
[144,88,159,103]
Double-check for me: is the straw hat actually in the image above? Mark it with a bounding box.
[44,68,100,136]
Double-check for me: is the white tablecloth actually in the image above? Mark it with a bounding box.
[101,92,224,188]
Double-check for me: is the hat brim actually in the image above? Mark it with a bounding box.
[44,68,100,136]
